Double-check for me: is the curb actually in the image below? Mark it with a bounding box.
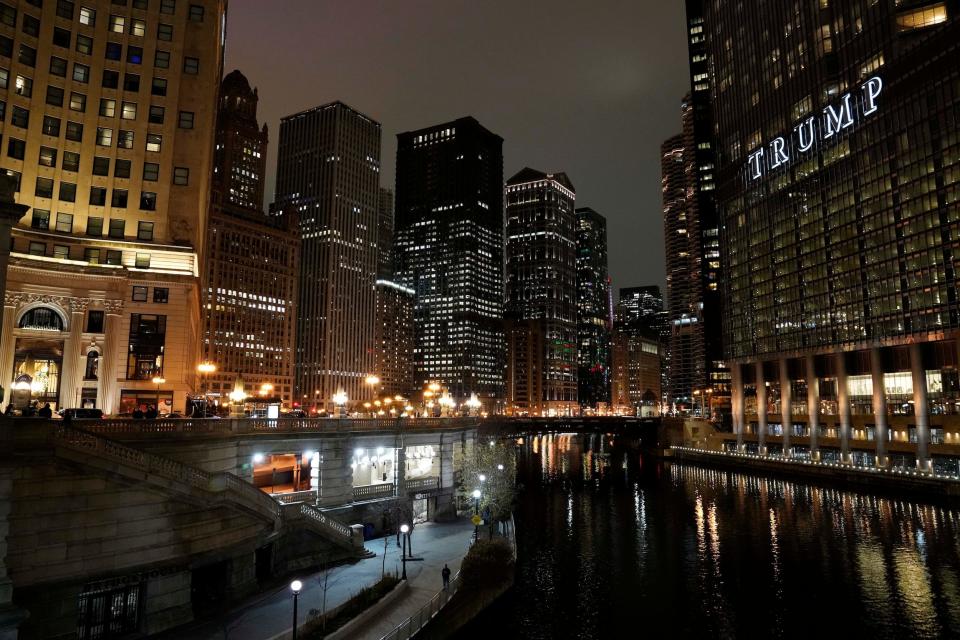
[323,579,409,640]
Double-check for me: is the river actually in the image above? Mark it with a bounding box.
[460,432,960,639]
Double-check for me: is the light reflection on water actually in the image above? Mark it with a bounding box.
[461,433,960,639]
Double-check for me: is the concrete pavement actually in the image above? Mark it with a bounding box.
[169,517,475,640]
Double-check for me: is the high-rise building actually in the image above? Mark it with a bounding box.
[575,207,611,411]
[394,117,504,408]
[275,102,381,413]
[504,318,544,415]
[705,0,960,472]
[504,168,578,416]
[610,327,661,416]
[377,187,394,279]
[0,0,226,414]
[374,279,414,399]
[203,70,299,409]
[616,285,669,402]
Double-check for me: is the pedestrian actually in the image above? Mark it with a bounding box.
[38,403,52,418]
[132,406,144,419]
[3,403,13,416]
[441,564,451,590]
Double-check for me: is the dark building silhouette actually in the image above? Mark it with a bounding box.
[705,0,960,470]
[275,102,381,412]
[576,207,611,410]
[378,187,394,280]
[394,118,505,408]
[204,70,299,408]
[505,168,578,416]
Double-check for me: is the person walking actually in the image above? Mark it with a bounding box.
[441,564,451,590]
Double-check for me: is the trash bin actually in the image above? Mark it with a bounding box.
[363,522,375,540]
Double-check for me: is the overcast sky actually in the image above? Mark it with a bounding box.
[224,0,690,291]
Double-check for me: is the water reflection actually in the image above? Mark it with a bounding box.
[462,432,960,639]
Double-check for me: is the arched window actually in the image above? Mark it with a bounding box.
[85,351,99,380]
[18,307,64,331]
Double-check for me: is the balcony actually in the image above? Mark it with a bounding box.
[405,476,440,492]
[352,483,395,501]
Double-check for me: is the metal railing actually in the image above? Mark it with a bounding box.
[405,476,439,492]
[353,483,396,501]
[273,489,319,505]
[379,572,461,640]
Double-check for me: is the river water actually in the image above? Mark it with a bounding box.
[461,432,960,639]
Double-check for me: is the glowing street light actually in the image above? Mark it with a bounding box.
[151,375,165,414]
[333,390,348,417]
[290,580,303,640]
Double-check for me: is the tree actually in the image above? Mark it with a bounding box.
[458,439,516,523]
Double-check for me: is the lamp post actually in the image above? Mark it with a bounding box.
[333,390,348,418]
[365,374,380,405]
[151,375,165,414]
[197,361,216,415]
[290,579,302,640]
[472,489,481,540]
[466,393,481,416]
[400,523,410,580]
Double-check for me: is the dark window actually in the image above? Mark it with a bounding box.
[18,44,36,67]
[38,146,56,167]
[55,211,73,232]
[0,68,8,90]
[11,105,28,128]
[84,350,99,378]
[139,191,156,210]
[45,85,64,106]
[72,62,89,82]
[49,56,67,76]
[188,4,202,21]
[27,241,45,256]
[117,129,133,149]
[157,23,172,40]
[143,162,158,181]
[19,308,66,331]
[183,56,198,74]
[86,216,103,236]
[89,186,106,205]
[148,104,164,123]
[21,14,39,37]
[0,3,15,27]
[62,151,79,171]
[114,159,131,178]
[31,208,49,230]
[86,311,104,334]
[150,77,166,96]
[42,115,61,136]
[75,34,92,55]
[102,69,118,88]
[0,100,4,121]
[126,313,165,379]
[105,250,122,265]
[132,285,147,301]
[105,41,121,61]
[65,120,83,141]
[133,0,148,9]
[35,176,53,198]
[0,35,11,57]
[56,0,74,19]
[52,27,70,48]
[108,218,125,238]
[4,169,20,192]
[123,73,139,92]
[92,156,109,176]
[59,182,76,203]
[154,50,169,68]
[111,188,127,207]
[173,166,188,186]
[138,221,154,241]
[127,45,142,64]
[153,287,168,303]
[6,138,24,160]
[160,0,174,13]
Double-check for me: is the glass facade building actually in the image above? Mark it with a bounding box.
[575,207,611,410]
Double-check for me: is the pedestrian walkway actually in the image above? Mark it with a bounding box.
[169,518,475,640]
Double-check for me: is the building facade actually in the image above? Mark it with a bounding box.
[706,0,960,473]
[377,186,393,280]
[0,0,226,414]
[394,117,504,408]
[610,326,661,416]
[504,168,578,416]
[504,318,544,415]
[575,207,611,411]
[274,102,381,413]
[202,70,298,409]
[374,279,414,398]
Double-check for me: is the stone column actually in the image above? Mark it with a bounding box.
[836,352,852,464]
[731,363,745,450]
[870,347,889,468]
[780,358,792,457]
[755,362,767,455]
[318,438,353,508]
[58,310,85,409]
[806,355,820,461]
[100,307,123,414]
[909,343,931,472]
[0,301,16,407]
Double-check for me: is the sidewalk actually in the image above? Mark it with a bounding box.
[171,518,475,640]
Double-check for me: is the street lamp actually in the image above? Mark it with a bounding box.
[466,393,481,416]
[333,390,348,417]
[151,375,165,414]
[259,382,274,397]
[478,473,486,483]
[197,361,216,414]
[400,523,410,580]
[290,579,303,640]
[472,488,482,539]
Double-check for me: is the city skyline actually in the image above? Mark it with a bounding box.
[222,0,690,291]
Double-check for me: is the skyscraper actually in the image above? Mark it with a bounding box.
[610,328,661,416]
[0,0,226,414]
[374,279,414,399]
[377,187,394,279]
[505,168,578,416]
[705,0,960,471]
[394,117,504,408]
[575,207,610,410]
[275,102,381,412]
[203,70,299,409]
[615,286,668,408]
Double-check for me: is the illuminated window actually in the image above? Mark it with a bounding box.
[896,4,947,31]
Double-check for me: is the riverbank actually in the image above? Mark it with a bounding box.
[670,446,960,502]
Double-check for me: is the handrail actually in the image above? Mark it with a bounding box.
[298,502,352,540]
[353,483,396,500]
[274,489,319,504]
[70,416,482,436]
[379,572,462,640]
[405,477,439,492]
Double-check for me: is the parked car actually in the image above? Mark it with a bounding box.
[283,409,307,418]
[60,408,104,420]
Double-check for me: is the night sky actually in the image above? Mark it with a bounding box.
[224,0,690,291]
